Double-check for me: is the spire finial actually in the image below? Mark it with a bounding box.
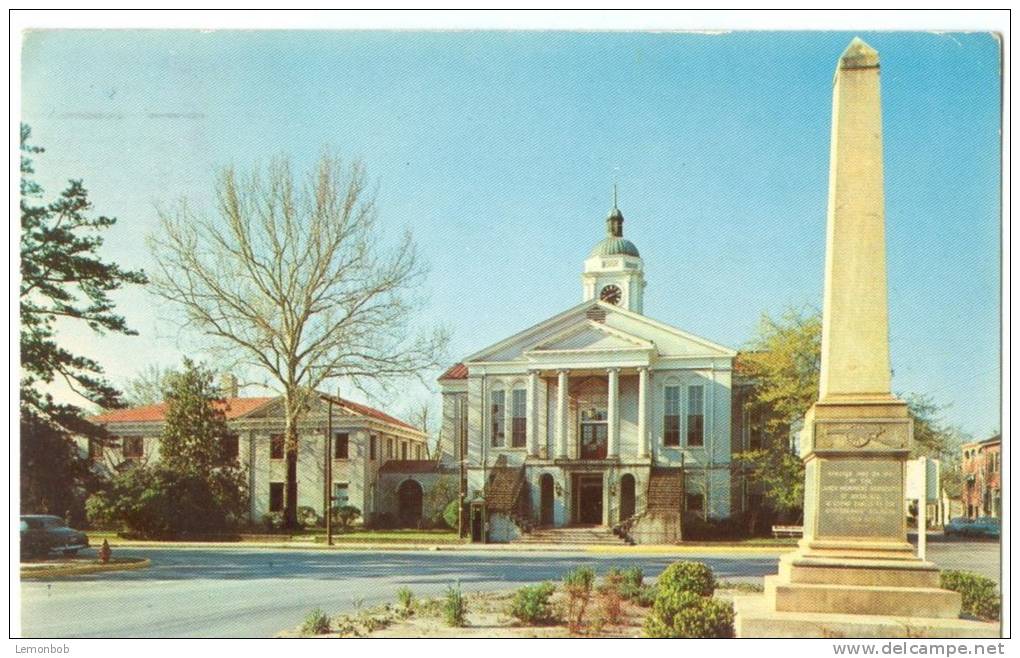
[613,183,618,210]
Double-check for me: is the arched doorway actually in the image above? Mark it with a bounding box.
[397,479,424,527]
[620,474,636,521]
[539,474,555,526]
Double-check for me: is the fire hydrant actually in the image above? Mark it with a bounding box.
[98,539,112,564]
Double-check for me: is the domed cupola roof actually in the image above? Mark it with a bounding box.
[589,194,640,257]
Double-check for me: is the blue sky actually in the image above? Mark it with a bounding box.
[20,30,1001,438]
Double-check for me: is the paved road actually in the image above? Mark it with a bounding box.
[19,541,999,638]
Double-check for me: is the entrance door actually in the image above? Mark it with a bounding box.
[540,474,555,526]
[397,480,423,527]
[620,473,636,520]
[575,474,604,525]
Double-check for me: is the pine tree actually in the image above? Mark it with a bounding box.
[19,124,148,516]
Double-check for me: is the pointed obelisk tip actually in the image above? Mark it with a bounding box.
[839,36,880,70]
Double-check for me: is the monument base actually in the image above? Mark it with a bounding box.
[733,594,1000,638]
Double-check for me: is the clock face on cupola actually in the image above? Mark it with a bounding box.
[582,189,646,314]
[599,284,622,305]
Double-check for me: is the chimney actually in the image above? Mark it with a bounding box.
[220,373,239,398]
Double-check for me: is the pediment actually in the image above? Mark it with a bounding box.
[462,301,736,365]
[526,321,653,353]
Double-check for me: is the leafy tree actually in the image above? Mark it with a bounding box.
[735,306,968,521]
[86,358,247,537]
[19,124,147,515]
[148,154,448,527]
[732,308,819,523]
[159,359,235,473]
[903,392,968,460]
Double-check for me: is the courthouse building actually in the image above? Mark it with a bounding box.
[439,201,738,543]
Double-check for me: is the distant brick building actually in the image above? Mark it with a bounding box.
[960,435,1001,519]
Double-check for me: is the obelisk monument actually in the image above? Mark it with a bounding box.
[734,38,996,638]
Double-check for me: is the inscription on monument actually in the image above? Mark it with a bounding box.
[816,460,903,538]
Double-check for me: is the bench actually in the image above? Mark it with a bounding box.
[772,525,804,539]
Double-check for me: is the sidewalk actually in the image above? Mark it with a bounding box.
[96,535,797,555]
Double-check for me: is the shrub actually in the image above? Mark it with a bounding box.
[331,505,361,531]
[940,571,1000,621]
[367,512,396,530]
[297,506,320,528]
[85,464,248,539]
[301,608,331,635]
[563,566,596,632]
[442,499,460,530]
[396,586,414,616]
[443,583,467,627]
[595,584,625,627]
[643,593,734,638]
[656,561,716,597]
[622,566,643,589]
[621,583,657,607]
[262,511,284,532]
[509,582,557,625]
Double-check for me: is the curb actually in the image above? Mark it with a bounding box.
[20,557,151,579]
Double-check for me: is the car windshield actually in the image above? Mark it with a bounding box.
[43,518,65,529]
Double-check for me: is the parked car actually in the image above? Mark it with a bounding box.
[943,517,973,537]
[20,515,89,560]
[969,517,1001,539]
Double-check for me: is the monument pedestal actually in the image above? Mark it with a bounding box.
[735,398,998,637]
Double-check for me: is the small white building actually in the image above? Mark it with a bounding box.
[89,394,428,525]
[439,201,737,542]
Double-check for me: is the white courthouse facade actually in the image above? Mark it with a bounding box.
[440,203,737,542]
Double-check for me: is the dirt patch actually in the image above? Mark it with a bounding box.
[280,588,666,638]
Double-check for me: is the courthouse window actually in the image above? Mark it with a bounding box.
[369,435,377,461]
[686,385,704,447]
[490,390,506,447]
[664,386,681,446]
[122,437,144,459]
[222,434,240,462]
[334,433,349,459]
[269,482,284,512]
[511,389,527,448]
[401,442,408,460]
[270,434,285,460]
[333,482,349,507]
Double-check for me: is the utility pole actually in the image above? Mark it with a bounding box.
[324,394,334,546]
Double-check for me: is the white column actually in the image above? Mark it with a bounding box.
[637,367,648,459]
[527,370,539,457]
[607,368,619,458]
[556,370,569,458]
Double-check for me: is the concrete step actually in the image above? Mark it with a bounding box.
[733,594,999,638]
[778,554,941,588]
[765,575,962,619]
[511,526,629,546]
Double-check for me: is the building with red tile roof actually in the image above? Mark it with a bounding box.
[88,392,432,526]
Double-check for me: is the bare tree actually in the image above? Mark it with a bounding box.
[148,155,449,527]
[123,363,174,406]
